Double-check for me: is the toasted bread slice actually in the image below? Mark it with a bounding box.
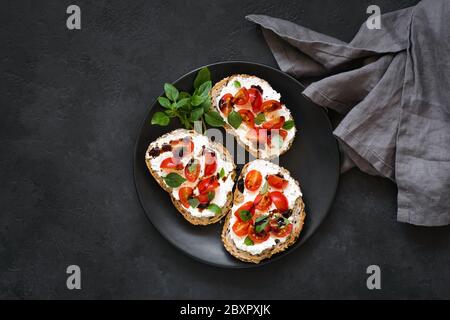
[211,74,296,160]
[145,129,236,225]
[222,159,306,263]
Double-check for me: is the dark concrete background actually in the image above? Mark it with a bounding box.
[2,0,450,299]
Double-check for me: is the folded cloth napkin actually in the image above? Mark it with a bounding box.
[246,0,450,226]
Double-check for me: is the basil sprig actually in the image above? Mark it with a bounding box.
[207,203,222,215]
[151,67,223,131]
[254,215,269,233]
[227,110,242,129]
[239,210,252,222]
[244,236,254,246]
[283,119,295,130]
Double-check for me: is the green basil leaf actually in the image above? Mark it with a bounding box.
[158,96,172,109]
[178,91,191,100]
[255,218,269,233]
[190,106,204,121]
[219,168,225,179]
[175,98,190,109]
[188,197,199,208]
[207,203,222,215]
[227,110,242,129]
[260,181,268,194]
[163,172,186,188]
[194,67,211,89]
[151,111,170,126]
[197,81,212,97]
[283,120,295,130]
[244,236,254,246]
[255,215,268,224]
[239,210,252,222]
[191,95,206,106]
[205,111,225,127]
[207,191,215,201]
[200,99,212,113]
[254,113,266,125]
[164,83,179,102]
[233,80,241,88]
[164,109,177,117]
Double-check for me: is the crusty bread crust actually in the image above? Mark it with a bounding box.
[221,161,306,263]
[210,74,297,160]
[145,129,236,225]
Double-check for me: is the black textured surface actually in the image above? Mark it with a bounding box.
[3,0,450,299]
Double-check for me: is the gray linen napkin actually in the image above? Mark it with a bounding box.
[246,0,450,226]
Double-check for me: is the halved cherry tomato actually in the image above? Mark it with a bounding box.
[160,157,183,171]
[267,174,288,189]
[262,116,285,130]
[197,176,220,195]
[254,193,272,211]
[172,138,194,158]
[234,201,255,222]
[279,129,288,139]
[248,88,262,113]
[232,220,250,237]
[204,150,217,176]
[238,109,255,128]
[184,159,200,182]
[269,191,289,212]
[233,87,249,105]
[261,100,282,113]
[271,222,293,238]
[219,93,233,116]
[245,170,262,191]
[197,192,213,204]
[248,224,270,243]
[178,187,193,208]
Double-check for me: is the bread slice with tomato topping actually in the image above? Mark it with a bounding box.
[221,159,306,263]
[145,129,236,225]
[211,74,296,160]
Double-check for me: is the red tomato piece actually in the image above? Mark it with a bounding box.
[184,159,200,182]
[270,221,293,238]
[248,224,270,243]
[197,176,220,195]
[234,201,255,222]
[262,116,285,130]
[267,174,288,189]
[269,191,289,212]
[245,170,262,191]
[233,87,249,105]
[160,157,183,171]
[178,187,193,208]
[261,100,282,113]
[204,150,217,176]
[254,193,272,211]
[238,109,255,128]
[219,93,233,116]
[232,220,250,237]
[248,88,262,113]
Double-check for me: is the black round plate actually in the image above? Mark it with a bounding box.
[134,61,339,268]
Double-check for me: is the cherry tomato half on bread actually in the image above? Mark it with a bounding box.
[232,220,250,237]
[184,159,200,182]
[254,193,272,211]
[261,100,282,113]
[238,110,255,128]
[204,150,217,176]
[248,224,270,243]
[178,187,193,208]
[197,176,220,195]
[219,93,233,116]
[160,157,183,171]
[262,116,285,130]
[196,192,212,204]
[245,170,262,191]
[270,221,293,238]
[248,88,262,113]
[269,191,289,212]
[233,87,249,105]
[234,201,255,222]
[267,174,288,189]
